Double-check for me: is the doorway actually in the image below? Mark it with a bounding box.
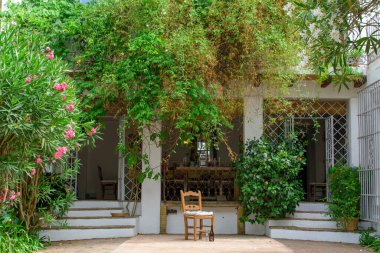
[77,117,120,200]
[295,118,327,202]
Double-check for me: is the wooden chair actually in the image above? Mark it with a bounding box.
[98,166,117,199]
[180,190,215,241]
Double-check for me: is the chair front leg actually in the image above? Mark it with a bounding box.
[193,218,197,241]
[200,219,203,240]
[184,216,188,240]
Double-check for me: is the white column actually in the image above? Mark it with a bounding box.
[139,123,162,234]
[348,98,359,166]
[243,88,264,143]
[243,87,266,235]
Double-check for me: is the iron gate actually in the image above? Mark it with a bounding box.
[358,80,380,224]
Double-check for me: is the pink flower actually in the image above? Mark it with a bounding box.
[16,192,21,197]
[53,83,62,91]
[31,168,36,176]
[64,127,75,139]
[65,101,75,112]
[36,155,42,164]
[54,146,68,160]
[52,160,56,164]
[87,127,97,136]
[9,194,16,201]
[61,82,67,90]
[53,82,67,92]
[62,95,67,101]
[33,75,38,80]
[45,51,54,60]
[46,46,51,52]
[25,76,31,84]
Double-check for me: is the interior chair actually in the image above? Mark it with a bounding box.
[98,165,117,199]
[180,190,215,240]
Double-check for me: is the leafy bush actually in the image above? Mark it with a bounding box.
[0,210,43,253]
[360,231,380,252]
[235,135,305,224]
[0,23,97,252]
[327,165,360,227]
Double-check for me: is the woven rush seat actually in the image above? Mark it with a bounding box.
[184,211,214,216]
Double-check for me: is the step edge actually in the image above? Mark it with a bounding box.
[68,208,123,211]
[42,225,135,230]
[60,216,139,219]
[269,226,358,233]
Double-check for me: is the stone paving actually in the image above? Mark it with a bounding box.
[39,235,371,253]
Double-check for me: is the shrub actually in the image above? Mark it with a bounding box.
[327,165,360,227]
[0,23,97,252]
[235,135,305,224]
[360,231,380,252]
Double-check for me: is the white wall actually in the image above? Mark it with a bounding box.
[243,88,266,235]
[348,98,359,166]
[244,87,263,141]
[367,58,380,85]
[166,206,238,234]
[139,124,162,234]
[265,80,360,100]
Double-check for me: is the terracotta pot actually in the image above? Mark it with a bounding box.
[344,218,359,232]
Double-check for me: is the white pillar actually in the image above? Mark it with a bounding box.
[243,88,264,143]
[348,98,359,167]
[243,87,266,235]
[139,123,162,234]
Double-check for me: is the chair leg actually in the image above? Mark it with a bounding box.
[184,217,188,240]
[193,218,197,241]
[200,219,203,240]
[212,216,215,231]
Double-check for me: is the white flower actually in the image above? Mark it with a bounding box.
[308,23,321,38]
[311,7,324,20]
[283,2,295,16]
[330,28,341,43]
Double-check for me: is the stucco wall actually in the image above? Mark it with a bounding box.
[165,205,238,235]
[367,58,380,85]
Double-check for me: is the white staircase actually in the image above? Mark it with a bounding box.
[266,202,360,244]
[40,201,139,241]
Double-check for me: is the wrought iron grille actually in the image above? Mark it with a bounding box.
[264,100,348,165]
[162,168,236,201]
[358,80,380,224]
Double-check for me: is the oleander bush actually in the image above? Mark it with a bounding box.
[0,23,97,252]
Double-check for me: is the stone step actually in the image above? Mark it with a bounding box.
[66,208,123,217]
[71,200,123,209]
[268,218,337,229]
[288,211,330,220]
[54,216,139,227]
[40,225,137,241]
[267,226,359,244]
[296,202,328,212]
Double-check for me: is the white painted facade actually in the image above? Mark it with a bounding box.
[139,125,162,234]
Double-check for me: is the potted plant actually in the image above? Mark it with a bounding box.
[327,165,361,232]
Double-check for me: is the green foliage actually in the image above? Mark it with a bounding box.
[327,165,360,227]
[360,231,380,252]
[288,0,379,89]
[235,135,305,224]
[0,210,43,253]
[0,22,97,250]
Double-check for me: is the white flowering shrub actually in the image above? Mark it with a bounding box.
[284,0,379,89]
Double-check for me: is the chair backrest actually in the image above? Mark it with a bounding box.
[180,190,202,212]
[97,166,103,181]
